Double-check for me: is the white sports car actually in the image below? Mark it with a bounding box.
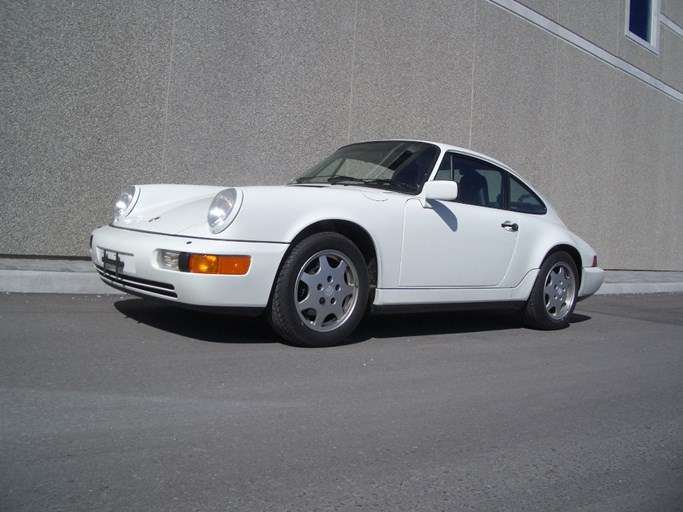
[90,140,603,347]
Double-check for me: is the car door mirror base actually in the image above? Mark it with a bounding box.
[421,181,459,208]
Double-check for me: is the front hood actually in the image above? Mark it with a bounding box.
[113,183,407,241]
[116,196,214,234]
[112,184,223,235]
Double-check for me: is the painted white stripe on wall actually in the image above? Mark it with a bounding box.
[485,0,683,104]
[661,14,683,40]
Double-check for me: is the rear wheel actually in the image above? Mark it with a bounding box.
[523,251,578,330]
[268,232,369,347]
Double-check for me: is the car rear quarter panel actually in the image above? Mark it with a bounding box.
[501,211,596,289]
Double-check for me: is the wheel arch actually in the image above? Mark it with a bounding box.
[291,219,376,262]
[268,219,379,300]
[542,244,582,287]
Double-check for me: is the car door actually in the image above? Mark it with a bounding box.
[399,153,520,288]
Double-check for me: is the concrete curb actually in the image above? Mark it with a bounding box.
[596,282,683,295]
[0,269,118,295]
[1,259,682,296]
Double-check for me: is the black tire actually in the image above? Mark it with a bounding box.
[268,232,369,347]
[523,251,578,330]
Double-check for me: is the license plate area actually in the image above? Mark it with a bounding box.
[101,249,135,275]
[103,250,124,274]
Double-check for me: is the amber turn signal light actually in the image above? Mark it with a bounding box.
[188,254,251,275]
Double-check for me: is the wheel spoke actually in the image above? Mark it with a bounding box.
[299,266,321,288]
[317,255,336,278]
[546,293,566,314]
[311,307,326,328]
[329,295,348,322]
[298,292,317,312]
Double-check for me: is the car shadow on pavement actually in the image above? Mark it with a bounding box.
[351,309,524,342]
[114,298,275,344]
[114,297,592,346]
[349,309,592,343]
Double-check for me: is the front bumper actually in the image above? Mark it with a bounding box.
[90,225,289,309]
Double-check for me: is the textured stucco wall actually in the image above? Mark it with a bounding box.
[1,0,682,270]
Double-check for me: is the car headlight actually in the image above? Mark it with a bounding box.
[114,185,140,219]
[207,188,243,233]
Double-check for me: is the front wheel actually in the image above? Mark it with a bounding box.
[523,251,578,330]
[268,232,369,347]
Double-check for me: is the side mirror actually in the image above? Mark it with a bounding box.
[421,180,458,208]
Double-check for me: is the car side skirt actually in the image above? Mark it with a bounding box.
[373,269,539,306]
[371,300,526,315]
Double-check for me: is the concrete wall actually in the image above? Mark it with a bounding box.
[1,0,682,270]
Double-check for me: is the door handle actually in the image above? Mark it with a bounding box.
[501,221,519,232]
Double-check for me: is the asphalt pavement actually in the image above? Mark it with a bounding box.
[2,252,683,511]
[1,292,682,511]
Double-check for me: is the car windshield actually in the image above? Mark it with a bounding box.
[293,141,440,194]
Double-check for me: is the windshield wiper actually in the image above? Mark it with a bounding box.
[327,175,367,185]
[290,176,328,184]
[326,176,419,193]
[362,178,419,192]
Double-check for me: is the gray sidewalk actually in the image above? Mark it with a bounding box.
[1,257,683,295]
[0,258,113,295]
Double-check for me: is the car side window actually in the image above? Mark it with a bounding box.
[509,175,547,214]
[435,153,505,209]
